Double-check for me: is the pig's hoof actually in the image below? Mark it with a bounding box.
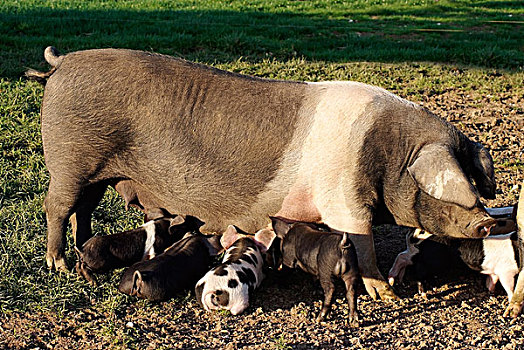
[363,278,399,301]
[504,302,523,318]
[46,254,69,272]
[380,286,399,301]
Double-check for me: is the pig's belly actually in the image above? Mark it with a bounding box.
[275,183,322,223]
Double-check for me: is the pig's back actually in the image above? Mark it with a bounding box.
[41,49,315,233]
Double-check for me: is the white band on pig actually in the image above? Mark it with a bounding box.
[142,220,157,260]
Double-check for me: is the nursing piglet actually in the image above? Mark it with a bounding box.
[75,214,203,284]
[270,217,360,327]
[388,229,520,301]
[195,225,275,315]
[118,233,222,301]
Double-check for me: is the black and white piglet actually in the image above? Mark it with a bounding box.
[75,212,203,284]
[270,217,360,326]
[118,233,222,301]
[195,225,275,315]
[388,228,520,301]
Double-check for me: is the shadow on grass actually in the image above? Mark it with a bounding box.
[0,3,523,77]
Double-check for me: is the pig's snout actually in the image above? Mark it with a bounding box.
[203,290,230,311]
[472,217,497,238]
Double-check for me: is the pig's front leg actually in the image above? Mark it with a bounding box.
[325,214,398,301]
[504,269,524,318]
[505,186,524,318]
[350,233,399,301]
[323,215,399,300]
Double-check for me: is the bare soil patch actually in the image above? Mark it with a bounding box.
[1,82,523,350]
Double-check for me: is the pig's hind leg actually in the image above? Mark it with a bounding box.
[342,273,360,327]
[44,178,85,271]
[317,276,336,322]
[45,179,107,272]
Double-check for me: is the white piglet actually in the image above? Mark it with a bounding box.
[195,225,275,315]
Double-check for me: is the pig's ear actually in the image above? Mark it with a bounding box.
[408,144,478,209]
[253,228,277,253]
[185,215,205,229]
[168,215,186,234]
[468,141,496,199]
[144,207,167,221]
[220,225,241,250]
[270,216,293,238]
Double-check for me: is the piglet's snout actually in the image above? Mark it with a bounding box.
[203,290,226,311]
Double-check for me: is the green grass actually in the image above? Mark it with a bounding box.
[0,0,523,323]
[0,0,523,77]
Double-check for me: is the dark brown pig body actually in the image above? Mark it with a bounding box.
[30,46,496,300]
[118,234,221,301]
[271,217,360,326]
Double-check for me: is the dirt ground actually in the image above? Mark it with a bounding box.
[1,84,524,349]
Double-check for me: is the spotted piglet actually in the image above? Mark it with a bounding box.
[75,212,203,284]
[195,225,275,315]
[270,217,360,327]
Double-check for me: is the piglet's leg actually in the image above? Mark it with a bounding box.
[485,274,498,294]
[342,275,359,327]
[70,183,107,249]
[388,251,413,286]
[317,277,335,322]
[497,272,516,302]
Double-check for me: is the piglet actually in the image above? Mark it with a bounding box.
[388,228,520,301]
[270,217,360,326]
[195,225,275,315]
[118,233,222,301]
[75,212,203,284]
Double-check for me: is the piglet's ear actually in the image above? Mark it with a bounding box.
[407,144,478,209]
[74,246,83,261]
[270,216,293,238]
[168,215,186,235]
[253,228,277,253]
[144,208,167,222]
[169,215,186,226]
[220,225,240,250]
